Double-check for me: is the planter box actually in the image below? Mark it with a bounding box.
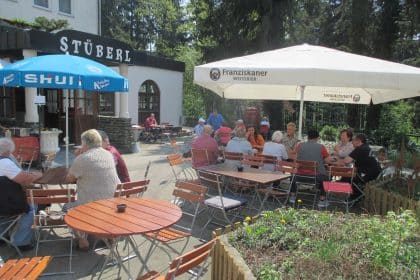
[363,177,420,217]
[212,235,256,280]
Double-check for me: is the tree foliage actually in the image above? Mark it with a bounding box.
[101,0,419,144]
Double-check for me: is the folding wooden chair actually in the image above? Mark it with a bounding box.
[261,154,278,171]
[137,238,216,280]
[191,148,210,168]
[167,153,196,182]
[142,181,208,260]
[323,166,356,212]
[224,154,263,197]
[16,147,39,171]
[114,179,149,198]
[197,170,246,239]
[286,160,320,209]
[0,256,52,280]
[26,188,76,275]
[0,214,23,257]
[256,160,293,212]
[223,151,243,161]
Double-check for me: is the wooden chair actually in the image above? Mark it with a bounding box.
[0,256,52,280]
[167,153,196,182]
[287,160,319,209]
[0,214,23,257]
[323,166,356,212]
[261,154,278,171]
[256,161,294,212]
[240,154,264,168]
[143,181,208,259]
[114,179,149,198]
[26,188,76,275]
[191,148,210,169]
[223,151,243,161]
[137,238,216,280]
[197,170,246,239]
[16,146,39,171]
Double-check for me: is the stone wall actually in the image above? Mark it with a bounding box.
[98,116,132,154]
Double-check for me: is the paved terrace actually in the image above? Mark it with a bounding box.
[1,135,217,280]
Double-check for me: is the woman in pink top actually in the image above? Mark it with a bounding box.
[215,122,232,146]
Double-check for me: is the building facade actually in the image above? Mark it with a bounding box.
[0,0,184,152]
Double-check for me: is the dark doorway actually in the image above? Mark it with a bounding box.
[138,80,160,125]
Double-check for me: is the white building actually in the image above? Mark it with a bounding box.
[0,0,185,151]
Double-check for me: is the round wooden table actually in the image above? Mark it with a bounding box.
[64,197,182,279]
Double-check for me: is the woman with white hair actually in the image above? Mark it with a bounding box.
[65,129,120,250]
[262,130,288,163]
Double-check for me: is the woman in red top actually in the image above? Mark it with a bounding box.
[246,126,265,151]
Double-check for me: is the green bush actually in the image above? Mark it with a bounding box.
[229,208,420,279]
[320,125,338,142]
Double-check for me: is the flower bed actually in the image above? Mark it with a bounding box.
[221,208,419,279]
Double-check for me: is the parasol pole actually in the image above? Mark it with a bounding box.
[298,85,305,140]
[64,89,69,168]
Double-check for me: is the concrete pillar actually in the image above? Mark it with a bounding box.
[114,92,120,117]
[23,49,39,123]
[118,64,129,118]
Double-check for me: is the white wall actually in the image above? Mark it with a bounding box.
[127,66,184,126]
[0,0,99,35]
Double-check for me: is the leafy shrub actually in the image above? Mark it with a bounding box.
[320,125,338,142]
[229,208,420,279]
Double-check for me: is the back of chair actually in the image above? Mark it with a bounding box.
[191,148,210,168]
[197,170,223,196]
[223,151,243,161]
[328,166,355,183]
[27,188,76,205]
[275,160,298,174]
[165,238,217,279]
[241,154,264,168]
[167,153,184,166]
[114,179,149,198]
[173,181,208,205]
[261,154,277,165]
[296,160,318,175]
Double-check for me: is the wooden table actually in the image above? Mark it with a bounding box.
[198,163,290,184]
[64,197,182,279]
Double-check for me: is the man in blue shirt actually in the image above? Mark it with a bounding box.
[207,109,224,131]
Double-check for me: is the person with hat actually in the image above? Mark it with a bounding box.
[215,122,232,146]
[231,119,246,137]
[194,118,206,136]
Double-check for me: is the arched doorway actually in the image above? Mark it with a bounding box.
[138,80,160,125]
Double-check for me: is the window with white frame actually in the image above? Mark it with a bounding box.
[59,0,72,14]
[34,0,49,8]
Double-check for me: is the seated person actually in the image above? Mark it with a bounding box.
[191,125,219,168]
[328,128,354,163]
[337,133,382,196]
[289,130,330,208]
[259,117,270,140]
[0,137,42,251]
[225,127,253,158]
[65,129,120,250]
[246,126,265,151]
[231,119,246,137]
[144,113,158,130]
[262,131,288,161]
[281,122,300,161]
[97,130,131,183]
[215,122,232,146]
[262,131,288,171]
[193,118,206,137]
